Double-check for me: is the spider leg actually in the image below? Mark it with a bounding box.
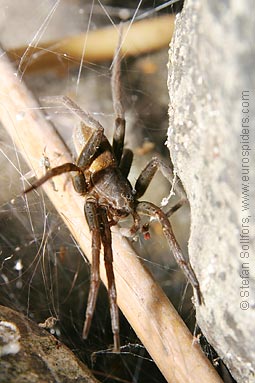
[82,199,101,340]
[111,25,126,165]
[99,207,120,352]
[41,95,104,130]
[24,163,83,194]
[119,148,133,178]
[75,126,104,169]
[134,156,186,201]
[165,199,187,217]
[136,201,202,305]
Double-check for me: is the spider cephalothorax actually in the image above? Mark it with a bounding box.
[25,30,202,352]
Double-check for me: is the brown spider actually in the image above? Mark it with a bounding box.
[25,33,202,352]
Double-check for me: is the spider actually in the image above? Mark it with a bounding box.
[25,32,202,353]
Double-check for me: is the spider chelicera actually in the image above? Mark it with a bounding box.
[25,32,202,352]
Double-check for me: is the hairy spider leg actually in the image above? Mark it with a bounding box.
[136,201,202,305]
[24,163,83,194]
[133,157,202,304]
[99,207,120,352]
[82,200,101,340]
[110,25,135,181]
[111,25,126,165]
[134,156,186,200]
[134,155,188,231]
[165,199,187,217]
[119,148,133,178]
[75,126,104,169]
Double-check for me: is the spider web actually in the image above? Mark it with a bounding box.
[0,1,221,383]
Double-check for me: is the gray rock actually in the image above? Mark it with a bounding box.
[168,1,255,382]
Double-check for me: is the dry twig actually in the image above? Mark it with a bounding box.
[7,15,175,72]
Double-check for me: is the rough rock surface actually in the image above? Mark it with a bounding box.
[0,306,99,383]
[168,1,255,382]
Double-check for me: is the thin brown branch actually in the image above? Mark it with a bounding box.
[0,48,223,383]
